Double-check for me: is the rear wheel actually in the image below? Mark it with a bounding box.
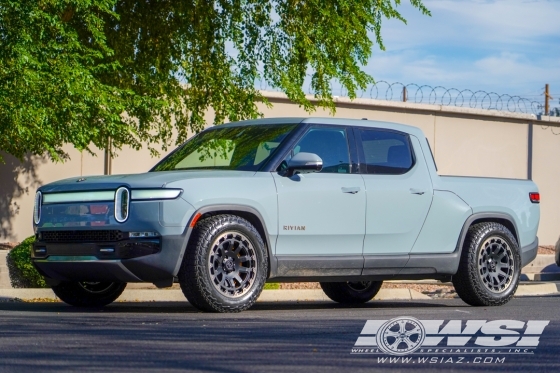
[320,281,383,304]
[452,222,520,306]
[52,281,127,307]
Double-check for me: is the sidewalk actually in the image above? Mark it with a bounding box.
[0,283,558,303]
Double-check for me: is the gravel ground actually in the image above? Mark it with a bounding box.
[280,281,458,298]
[539,245,556,254]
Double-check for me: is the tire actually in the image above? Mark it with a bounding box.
[178,214,268,313]
[52,281,127,307]
[320,281,383,304]
[452,222,521,307]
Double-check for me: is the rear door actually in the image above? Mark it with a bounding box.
[355,128,433,269]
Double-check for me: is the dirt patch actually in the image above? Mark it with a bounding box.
[280,282,321,290]
[382,282,457,298]
[279,281,457,298]
[0,242,18,250]
[21,297,60,303]
[538,245,555,255]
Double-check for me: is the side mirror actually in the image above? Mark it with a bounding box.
[284,152,323,177]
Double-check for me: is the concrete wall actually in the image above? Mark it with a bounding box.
[532,125,560,247]
[2,92,560,245]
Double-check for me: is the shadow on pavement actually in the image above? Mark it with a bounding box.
[0,299,456,314]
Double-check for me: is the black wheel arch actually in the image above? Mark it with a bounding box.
[456,213,520,253]
[181,205,275,279]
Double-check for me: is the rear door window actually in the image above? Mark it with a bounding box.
[357,129,415,175]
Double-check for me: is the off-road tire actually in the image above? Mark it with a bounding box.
[52,281,127,307]
[452,222,521,306]
[179,214,268,313]
[320,281,383,304]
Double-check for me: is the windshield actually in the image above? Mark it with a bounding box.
[151,124,297,172]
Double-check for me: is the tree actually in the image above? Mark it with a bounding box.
[0,0,430,161]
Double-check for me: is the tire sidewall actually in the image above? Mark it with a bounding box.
[196,218,267,309]
[345,281,383,301]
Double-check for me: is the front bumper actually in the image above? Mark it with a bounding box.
[32,197,195,287]
[32,233,189,286]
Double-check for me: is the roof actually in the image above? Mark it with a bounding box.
[218,117,425,137]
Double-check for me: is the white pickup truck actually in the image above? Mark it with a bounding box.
[32,117,540,312]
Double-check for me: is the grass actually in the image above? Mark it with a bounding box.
[263,283,280,290]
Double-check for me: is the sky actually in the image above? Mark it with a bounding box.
[363,0,560,109]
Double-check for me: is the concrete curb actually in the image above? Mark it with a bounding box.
[0,288,431,302]
[514,283,560,296]
[0,285,557,302]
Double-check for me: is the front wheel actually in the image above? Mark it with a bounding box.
[452,222,521,306]
[52,281,127,307]
[178,214,268,313]
[320,281,383,304]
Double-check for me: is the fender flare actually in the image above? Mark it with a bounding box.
[173,204,276,278]
[455,212,520,253]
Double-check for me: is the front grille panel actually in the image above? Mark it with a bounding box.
[40,230,124,243]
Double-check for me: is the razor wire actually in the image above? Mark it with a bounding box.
[255,76,551,116]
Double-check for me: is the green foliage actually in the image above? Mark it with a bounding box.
[6,236,48,288]
[264,282,280,290]
[0,0,430,162]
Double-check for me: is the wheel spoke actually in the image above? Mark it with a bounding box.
[477,235,516,294]
[398,321,406,333]
[496,262,509,273]
[497,250,507,261]
[387,338,401,349]
[385,330,400,338]
[402,338,415,349]
[405,327,421,336]
[207,231,258,298]
[238,256,250,263]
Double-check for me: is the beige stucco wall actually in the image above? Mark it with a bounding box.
[2,93,560,246]
[532,125,560,248]
[0,145,105,242]
[433,116,527,179]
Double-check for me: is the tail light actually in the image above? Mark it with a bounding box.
[114,187,130,222]
[529,192,540,204]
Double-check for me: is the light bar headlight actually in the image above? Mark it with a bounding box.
[130,189,182,201]
[114,187,130,223]
[33,191,42,225]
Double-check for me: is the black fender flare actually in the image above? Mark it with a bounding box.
[174,204,276,278]
[455,212,520,253]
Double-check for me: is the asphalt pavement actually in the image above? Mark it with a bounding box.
[0,296,559,373]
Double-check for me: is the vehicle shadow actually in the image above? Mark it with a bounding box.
[0,298,458,314]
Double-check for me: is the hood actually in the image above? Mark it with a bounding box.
[39,170,257,193]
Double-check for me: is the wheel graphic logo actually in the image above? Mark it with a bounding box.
[376,317,426,356]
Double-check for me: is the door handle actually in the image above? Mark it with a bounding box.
[342,187,361,194]
[410,188,426,195]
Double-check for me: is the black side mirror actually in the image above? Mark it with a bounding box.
[284,152,323,177]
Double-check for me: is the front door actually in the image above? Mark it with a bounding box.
[273,125,366,276]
